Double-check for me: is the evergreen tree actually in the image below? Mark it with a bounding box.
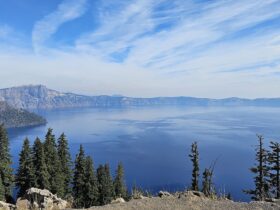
[189,142,199,191]
[73,145,86,208]
[33,137,50,189]
[57,133,72,197]
[0,175,4,201]
[244,135,270,201]
[104,164,115,202]
[15,138,35,198]
[97,165,105,205]
[84,156,99,208]
[97,164,114,205]
[0,124,13,201]
[44,128,64,196]
[202,168,214,197]
[114,162,127,199]
[202,158,218,198]
[268,141,280,198]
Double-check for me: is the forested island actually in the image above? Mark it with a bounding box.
[0,102,46,128]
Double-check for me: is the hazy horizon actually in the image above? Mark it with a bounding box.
[2,84,280,100]
[1,0,280,98]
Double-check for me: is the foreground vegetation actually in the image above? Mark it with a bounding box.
[0,123,280,209]
[0,124,126,208]
[188,136,280,201]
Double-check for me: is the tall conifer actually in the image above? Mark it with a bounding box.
[114,162,127,199]
[44,128,64,196]
[268,141,280,198]
[0,124,13,201]
[244,135,270,201]
[73,145,86,208]
[57,133,72,197]
[33,137,50,189]
[84,156,99,207]
[97,164,114,205]
[189,142,199,191]
[15,138,35,198]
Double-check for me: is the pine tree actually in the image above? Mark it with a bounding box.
[73,145,86,208]
[268,141,280,198]
[202,168,213,197]
[114,162,127,199]
[189,142,199,191]
[202,157,218,198]
[97,165,105,205]
[104,164,115,202]
[0,175,5,201]
[33,137,50,189]
[15,138,35,198]
[0,124,13,201]
[44,128,64,196]
[97,164,114,205]
[244,135,270,201]
[84,156,99,208]
[57,133,72,197]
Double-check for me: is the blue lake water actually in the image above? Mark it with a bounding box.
[7,106,280,201]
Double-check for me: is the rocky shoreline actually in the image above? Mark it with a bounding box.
[1,189,280,210]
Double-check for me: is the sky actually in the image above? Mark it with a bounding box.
[0,0,280,98]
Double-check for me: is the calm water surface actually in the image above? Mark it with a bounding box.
[8,106,280,201]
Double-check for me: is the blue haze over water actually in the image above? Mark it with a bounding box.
[7,106,280,201]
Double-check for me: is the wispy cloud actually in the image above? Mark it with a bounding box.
[1,0,280,98]
[32,0,88,53]
[72,0,280,79]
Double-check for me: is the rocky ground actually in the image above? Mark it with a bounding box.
[1,189,280,210]
[81,191,280,210]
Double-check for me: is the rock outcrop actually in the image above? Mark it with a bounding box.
[0,201,16,210]
[16,188,67,210]
[158,191,172,198]
[110,198,126,204]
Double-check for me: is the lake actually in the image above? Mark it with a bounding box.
[7,106,280,201]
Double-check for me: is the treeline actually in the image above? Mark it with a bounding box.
[244,135,280,201]
[188,142,221,199]
[188,136,280,201]
[0,125,127,208]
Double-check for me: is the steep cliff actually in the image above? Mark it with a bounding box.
[1,85,280,110]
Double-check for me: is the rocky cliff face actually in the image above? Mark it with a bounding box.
[1,85,280,110]
[0,85,67,109]
[0,85,117,109]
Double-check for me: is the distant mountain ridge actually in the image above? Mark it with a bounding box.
[0,101,46,128]
[0,85,280,109]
